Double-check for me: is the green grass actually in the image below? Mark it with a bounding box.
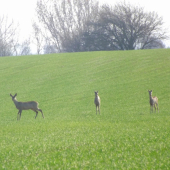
[0,49,170,169]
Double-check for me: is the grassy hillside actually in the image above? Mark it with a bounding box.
[0,49,170,169]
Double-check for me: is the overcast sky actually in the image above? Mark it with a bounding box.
[0,0,170,47]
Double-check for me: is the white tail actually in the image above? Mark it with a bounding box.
[148,90,159,113]
[94,91,101,114]
[10,93,44,120]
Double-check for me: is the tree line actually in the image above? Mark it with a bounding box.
[0,0,168,56]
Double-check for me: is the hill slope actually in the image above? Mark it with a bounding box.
[0,49,170,169]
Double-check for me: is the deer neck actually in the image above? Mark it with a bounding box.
[149,95,153,105]
[13,98,19,106]
[150,94,153,100]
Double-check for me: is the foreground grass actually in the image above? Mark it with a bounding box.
[0,49,170,169]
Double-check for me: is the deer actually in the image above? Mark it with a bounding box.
[10,93,44,120]
[148,90,159,113]
[94,91,101,114]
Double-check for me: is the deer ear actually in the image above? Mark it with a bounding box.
[15,93,17,97]
[10,94,12,97]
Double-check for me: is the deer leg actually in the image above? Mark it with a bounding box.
[155,103,159,113]
[157,103,159,113]
[151,105,153,113]
[19,110,22,120]
[38,109,44,118]
[17,110,20,120]
[96,106,98,115]
[154,104,158,113]
[31,109,38,119]
[35,111,38,119]
[99,105,100,114]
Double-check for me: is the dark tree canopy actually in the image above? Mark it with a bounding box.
[85,2,167,50]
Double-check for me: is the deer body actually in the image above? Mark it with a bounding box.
[148,90,159,113]
[94,91,101,114]
[10,93,44,120]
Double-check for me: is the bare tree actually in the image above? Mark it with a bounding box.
[32,22,44,54]
[14,39,31,56]
[0,16,19,56]
[35,0,99,53]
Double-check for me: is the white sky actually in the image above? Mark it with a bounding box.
[0,0,170,47]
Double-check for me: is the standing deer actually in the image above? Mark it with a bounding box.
[10,93,44,120]
[148,90,159,113]
[94,91,101,114]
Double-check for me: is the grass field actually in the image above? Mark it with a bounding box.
[0,49,170,169]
